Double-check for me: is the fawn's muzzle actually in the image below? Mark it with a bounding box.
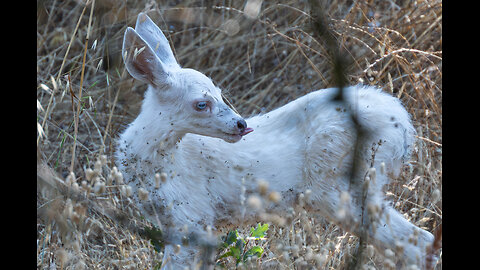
[237,119,254,136]
[237,119,247,133]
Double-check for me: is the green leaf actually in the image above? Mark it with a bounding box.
[235,237,245,252]
[230,246,242,261]
[250,223,269,238]
[243,246,264,261]
[218,250,233,260]
[225,230,238,245]
[141,226,164,253]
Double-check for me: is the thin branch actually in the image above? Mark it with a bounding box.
[307,1,369,268]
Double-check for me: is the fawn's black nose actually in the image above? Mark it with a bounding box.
[237,119,247,133]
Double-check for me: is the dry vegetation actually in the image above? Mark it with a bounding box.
[37,0,442,269]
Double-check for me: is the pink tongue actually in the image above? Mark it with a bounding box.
[240,127,254,136]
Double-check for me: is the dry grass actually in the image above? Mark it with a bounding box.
[37,0,442,269]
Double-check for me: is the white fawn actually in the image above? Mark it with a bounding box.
[116,13,435,269]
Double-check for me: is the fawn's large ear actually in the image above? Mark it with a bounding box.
[122,27,173,89]
[134,12,180,70]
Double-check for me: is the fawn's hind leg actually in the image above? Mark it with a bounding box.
[309,187,434,267]
[367,205,434,267]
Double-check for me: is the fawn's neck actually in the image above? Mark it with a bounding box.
[123,89,186,160]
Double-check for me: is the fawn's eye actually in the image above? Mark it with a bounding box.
[195,101,208,111]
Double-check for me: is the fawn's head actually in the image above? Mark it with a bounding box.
[122,13,253,143]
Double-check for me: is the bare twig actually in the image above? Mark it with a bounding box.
[307,1,369,268]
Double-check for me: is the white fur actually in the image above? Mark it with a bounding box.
[116,13,434,269]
